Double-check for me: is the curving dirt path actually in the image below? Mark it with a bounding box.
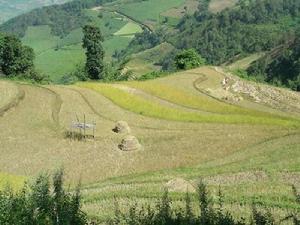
[0,81,25,117]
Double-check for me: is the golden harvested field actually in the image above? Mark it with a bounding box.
[0,66,299,221]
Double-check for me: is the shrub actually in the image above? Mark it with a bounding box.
[174,49,206,70]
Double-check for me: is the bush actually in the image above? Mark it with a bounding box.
[175,49,206,70]
[137,71,170,81]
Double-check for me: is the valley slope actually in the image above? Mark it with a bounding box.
[0,67,299,222]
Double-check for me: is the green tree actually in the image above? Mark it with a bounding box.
[82,25,105,80]
[0,35,34,76]
[175,49,206,70]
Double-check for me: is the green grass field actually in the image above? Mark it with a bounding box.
[117,0,185,23]
[125,42,175,76]
[21,9,142,82]
[114,22,143,36]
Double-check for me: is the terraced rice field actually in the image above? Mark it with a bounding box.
[0,66,299,222]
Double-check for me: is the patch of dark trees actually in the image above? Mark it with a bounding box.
[0,32,46,82]
[247,34,300,91]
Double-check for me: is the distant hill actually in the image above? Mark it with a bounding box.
[0,0,72,24]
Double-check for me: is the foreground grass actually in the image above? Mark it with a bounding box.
[0,173,26,190]
[78,82,300,127]
[81,133,300,222]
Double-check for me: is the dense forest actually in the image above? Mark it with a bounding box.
[0,0,115,37]
[173,0,300,65]
[247,32,300,91]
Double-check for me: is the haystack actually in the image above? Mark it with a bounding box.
[165,178,195,193]
[113,121,131,134]
[119,135,141,151]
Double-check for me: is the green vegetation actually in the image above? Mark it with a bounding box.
[0,170,87,225]
[0,173,25,190]
[0,0,71,24]
[0,32,47,83]
[18,10,136,81]
[83,25,105,80]
[174,49,206,70]
[114,22,143,36]
[1,171,299,225]
[117,0,185,23]
[174,0,300,65]
[247,34,300,91]
[111,182,300,225]
[0,0,117,37]
[122,0,300,72]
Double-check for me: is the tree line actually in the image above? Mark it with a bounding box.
[0,170,299,225]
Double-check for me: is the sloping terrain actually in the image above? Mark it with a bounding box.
[0,67,299,222]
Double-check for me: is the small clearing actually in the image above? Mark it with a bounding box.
[114,22,142,36]
[209,0,238,13]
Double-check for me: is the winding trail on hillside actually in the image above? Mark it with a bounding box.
[42,86,62,125]
[0,83,25,117]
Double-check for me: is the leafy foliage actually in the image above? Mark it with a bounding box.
[174,49,206,70]
[248,33,300,91]
[0,35,34,75]
[175,0,300,65]
[0,33,47,83]
[82,25,105,80]
[0,170,87,225]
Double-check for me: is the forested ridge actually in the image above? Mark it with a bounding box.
[0,0,116,38]
[173,0,300,65]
